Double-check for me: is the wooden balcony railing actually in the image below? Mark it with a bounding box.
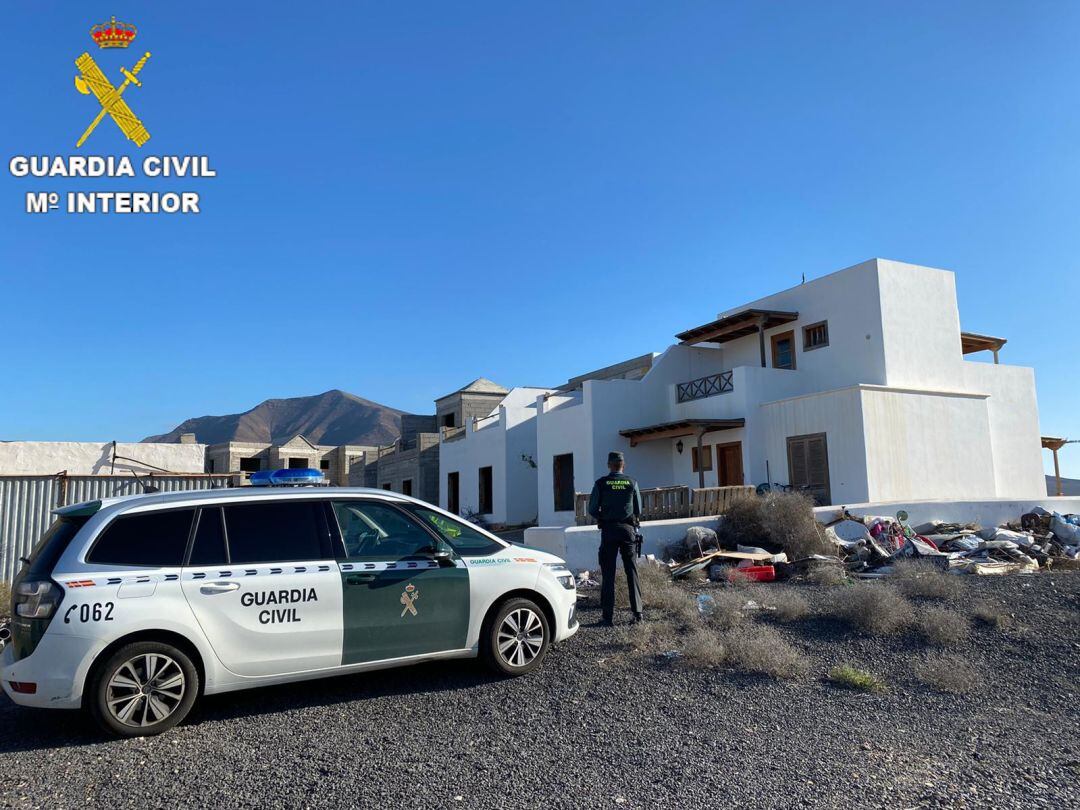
[676,371,733,403]
[574,484,754,525]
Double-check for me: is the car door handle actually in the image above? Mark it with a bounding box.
[345,574,375,585]
[200,581,241,595]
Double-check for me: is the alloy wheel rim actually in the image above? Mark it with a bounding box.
[497,608,545,667]
[106,653,186,727]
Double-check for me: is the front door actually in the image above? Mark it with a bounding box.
[331,500,469,665]
[716,442,744,486]
[181,501,343,677]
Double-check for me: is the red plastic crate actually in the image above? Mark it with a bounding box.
[728,564,776,583]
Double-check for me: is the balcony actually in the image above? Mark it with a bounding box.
[676,371,733,403]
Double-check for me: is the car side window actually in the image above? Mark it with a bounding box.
[223,501,327,564]
[332,501,438,561]
[87,509,195,567]
[409,508,504,556]
[188,507,228,567]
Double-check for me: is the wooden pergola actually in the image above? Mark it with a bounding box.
[677,309,799,367]
[960,331,1007,364]
[620,418,745,488]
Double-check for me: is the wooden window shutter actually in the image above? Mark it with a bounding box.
[789,439,808,487]
[807,436,827,488]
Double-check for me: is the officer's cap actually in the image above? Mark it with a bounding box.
[608,451,625,464]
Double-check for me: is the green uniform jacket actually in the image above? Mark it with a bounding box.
[588,473,643,524]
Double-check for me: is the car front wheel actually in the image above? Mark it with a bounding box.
[482,597,551,676]
[88,641,199,737]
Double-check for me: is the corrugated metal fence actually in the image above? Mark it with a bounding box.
[0,473,240,582]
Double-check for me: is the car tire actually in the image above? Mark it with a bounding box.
[481,597,551,676]
[88,640,199,737]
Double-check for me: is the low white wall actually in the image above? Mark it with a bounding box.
[0,441,206,475]
[524,516,721,571]
[813,496,1080,528]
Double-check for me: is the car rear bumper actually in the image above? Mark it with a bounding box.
[1,632,104,710]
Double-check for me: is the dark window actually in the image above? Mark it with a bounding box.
[771,330,796,370]
[332,501,437,560]
[320,458,331,471]
[478,467,493,514]
[553,453,574,512]
[23,516,90,578]
[207,459,217,473]
[381,483,392,491]
[189,507,227,567]
[223,501,326,564]
[787,433,831,505]
[288,457,309,469]
[442,413,456,428]
[446,472,460,514]
[691,445,713,473]
[410,507,502,556]
[88,509,195,567]
[803,321,829,351]
[402,479,413,497]
[239,457,262,473]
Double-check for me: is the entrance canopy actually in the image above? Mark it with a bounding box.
[960,331,1007,364]
[619,418,745,447]
[676,309,799,345]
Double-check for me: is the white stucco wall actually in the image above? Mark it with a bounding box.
[0,441,206,475]
[859,387,996,502]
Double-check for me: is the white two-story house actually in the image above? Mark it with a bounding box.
[443,259,1046,526]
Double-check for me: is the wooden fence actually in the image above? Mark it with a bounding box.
[575,484,755,525]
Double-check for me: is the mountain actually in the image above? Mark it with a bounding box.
[143,389,408,447]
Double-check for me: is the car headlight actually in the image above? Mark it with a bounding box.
[545,563,575,591]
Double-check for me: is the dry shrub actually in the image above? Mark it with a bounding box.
[615,618,679,655]
[616,564,698,627]
[721,626,809,679]
[972,601,1015,631]
[892,559,961,600]
[760,589,811,623]
[828,664,887,693]
[913,653,978,694]
[807,564,848,587]
[830,583,914,635]
[700,589,747,631]
[0,581,10,620]
[722,491,833,559]
[918,606,970,647]
[681,627,727,667]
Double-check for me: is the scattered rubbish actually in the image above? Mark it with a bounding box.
[729,564,776,583]
[576,571,599,588]
[696,593,715,615]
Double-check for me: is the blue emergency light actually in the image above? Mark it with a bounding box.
[249,468,326,487]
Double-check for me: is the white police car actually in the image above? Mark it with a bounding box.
[1,475,578,736]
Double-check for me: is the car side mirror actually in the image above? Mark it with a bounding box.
[429,545,454,567]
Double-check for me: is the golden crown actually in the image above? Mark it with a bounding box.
[90,16,137,49]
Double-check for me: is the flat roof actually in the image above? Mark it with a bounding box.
[619,418,745,447]
[677,309,799,345]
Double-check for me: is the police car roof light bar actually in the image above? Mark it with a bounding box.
[249,468,326,487]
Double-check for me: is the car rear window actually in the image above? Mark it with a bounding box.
[23,516,90,578]
[87,509,195,567]
[223,501,327,564]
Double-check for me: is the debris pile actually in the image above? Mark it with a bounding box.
[821,506,1080,577]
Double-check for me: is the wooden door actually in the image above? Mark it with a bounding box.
[716,442,744,486]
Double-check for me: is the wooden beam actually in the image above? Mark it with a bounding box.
[758,315,767,367]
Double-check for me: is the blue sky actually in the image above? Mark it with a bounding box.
[2,2,1078,476]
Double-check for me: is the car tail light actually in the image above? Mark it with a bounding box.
[14,581,63,619]
[8,681,38,694]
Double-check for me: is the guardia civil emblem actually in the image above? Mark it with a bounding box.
[73,16,151,147]
[399,584,420,618]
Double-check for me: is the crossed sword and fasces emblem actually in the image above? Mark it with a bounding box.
[400,584,420,617]
[73,51,152,147]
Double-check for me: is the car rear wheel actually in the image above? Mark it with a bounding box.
[88,641,199,737]
[482,597,550,676]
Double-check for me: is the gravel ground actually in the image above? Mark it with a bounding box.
[1,573,1078,809]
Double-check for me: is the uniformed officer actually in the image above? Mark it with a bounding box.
[588,451,644,626]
